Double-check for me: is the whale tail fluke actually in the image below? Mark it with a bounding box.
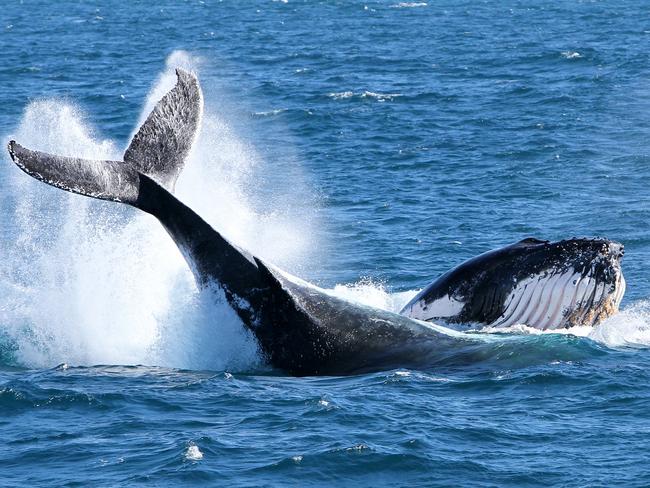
[6,68,203,207]
[123,68,203,192]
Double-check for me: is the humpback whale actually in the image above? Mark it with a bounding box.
[7,69,470,376]
[400,237,625,330]
[7,70,626,374]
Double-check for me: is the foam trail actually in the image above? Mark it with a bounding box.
[0,50,316,370]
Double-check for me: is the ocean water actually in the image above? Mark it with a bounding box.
[2,0,650,486]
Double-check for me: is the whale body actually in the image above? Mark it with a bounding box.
[7,70,626,375]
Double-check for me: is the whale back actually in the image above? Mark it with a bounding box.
[251,259,458,375]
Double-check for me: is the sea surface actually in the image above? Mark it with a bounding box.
[2,1,650,486]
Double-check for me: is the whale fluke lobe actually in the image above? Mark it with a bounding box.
[8,141,141,204]
[7,68,203,207]
[124,68,203,192]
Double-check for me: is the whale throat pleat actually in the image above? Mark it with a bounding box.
[491,270,586,329]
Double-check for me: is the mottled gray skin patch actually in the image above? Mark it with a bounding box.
[8,141,140,203]
[124,69,203,191]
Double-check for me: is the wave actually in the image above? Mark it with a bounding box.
[561,50,582,59]
[252,108,287,117]
[391,2,428,8]
[327,91,403,102]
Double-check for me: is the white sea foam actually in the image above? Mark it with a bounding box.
[361,91,402,101]
[185,444,203,461]
[588,301,650,347]
[252,108,286,117]
[480,323,593,337]
[331,279,416,312]
[561,51,582,59]
[327,91,402,102]
[328,91,354,100]
[391,2,428,8]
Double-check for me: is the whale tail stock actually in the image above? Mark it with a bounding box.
[7,68,202,207]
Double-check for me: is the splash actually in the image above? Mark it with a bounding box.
[0,51,316,370]
[471,300,650,350]
[331,279,416,312]
[589,301,650,347]
[184,443,204,461]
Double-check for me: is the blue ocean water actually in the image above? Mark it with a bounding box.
[2,0,650,485]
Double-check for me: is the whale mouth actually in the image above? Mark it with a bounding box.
[490,240,625,330]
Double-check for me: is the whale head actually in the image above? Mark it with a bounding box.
[401,237,625,330]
